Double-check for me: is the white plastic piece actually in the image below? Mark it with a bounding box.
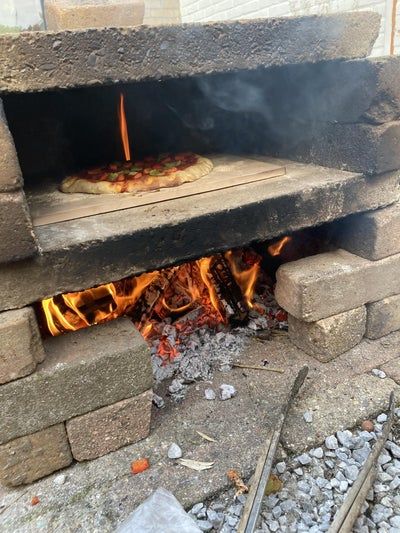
[117,487,201,533]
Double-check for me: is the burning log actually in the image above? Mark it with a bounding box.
[210,253,248,323]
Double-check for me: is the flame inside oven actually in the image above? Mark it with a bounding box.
[41,250,264,339]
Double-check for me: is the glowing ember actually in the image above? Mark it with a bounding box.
[118,92,131,162]
[267,235,292,257]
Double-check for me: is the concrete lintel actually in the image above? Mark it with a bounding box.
[0,161,398,311]
[0,13,380,93]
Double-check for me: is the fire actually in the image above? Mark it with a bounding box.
[267,236,292,257]
[224,250,260,309]
[118,92,131,161]
[40,251,261,339]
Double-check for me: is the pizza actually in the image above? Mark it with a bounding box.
[60,153,213,194]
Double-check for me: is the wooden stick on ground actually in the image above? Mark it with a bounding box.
[233,363,284,374]
[328,391,396,533]
[237,365,309,533]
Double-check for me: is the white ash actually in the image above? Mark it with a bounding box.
[151,326,248,386]
[152,393,165,409]
[194,411,400,532]
[303,411,313,423]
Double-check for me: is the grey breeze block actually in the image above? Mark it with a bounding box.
[0,319,153,445]
[275,248,400,322]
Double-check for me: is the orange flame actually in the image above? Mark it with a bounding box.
[267,236,292,257]
[224,251,260,309]
[41,251,263,339]
[118,92,131,162]
[42,272,157,337]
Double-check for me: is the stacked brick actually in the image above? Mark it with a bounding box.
[0,318,153,486]
[0,99,38,264]
[274,58,400,360]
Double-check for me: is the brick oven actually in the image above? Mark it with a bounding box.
[1,12,400,486]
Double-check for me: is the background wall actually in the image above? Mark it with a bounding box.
[180,0,399,56]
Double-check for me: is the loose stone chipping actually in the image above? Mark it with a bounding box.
[0,424,72,487]
[0,307,45,385]
[288,306,366,361]
[202,411,400,533]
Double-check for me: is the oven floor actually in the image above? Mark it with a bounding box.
[27,155,286,226]
[1,332,399,532]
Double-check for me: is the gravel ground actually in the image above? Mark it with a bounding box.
[189,409,400,532]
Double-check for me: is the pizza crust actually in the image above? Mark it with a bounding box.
[60,155,213,195]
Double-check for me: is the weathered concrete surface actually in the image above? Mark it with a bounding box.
[0,13,379,93]
[66,390,153,461]
[290,121,400,175]
[0,424,72,487]
[1,161,398,312]
[0,319,153,445]
[0,331,399,532]
[251,56,400,128]
[366,294,400,339]
[336,202,400,260]
[0,190,37,263]
[0,99,22,191]
[276,248,400,322]
[0,307,45,385]
[288,306,366,362]
[381,356,400,383]
[281,372,399,452]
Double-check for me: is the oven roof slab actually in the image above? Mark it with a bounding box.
[0,159,398,311]
[0,12,380,93]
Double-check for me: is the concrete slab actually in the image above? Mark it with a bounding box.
[1,160,398,312]
[0,13,379,93]
[1,331,399,532]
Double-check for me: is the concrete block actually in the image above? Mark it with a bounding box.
[0,319,153,445]
[275,249,400,322]
[66,390,153,461]
[0,163,399,313]
[336,202,400,260]
[0,99,22,191]
[366,294,400,339]
[261,56,400,126]
[288,307,366,362]
[0,191,37,263]
[0,13,379,92]
[0,424,72,487]
[291,121,400,175]
[0,307,45,385]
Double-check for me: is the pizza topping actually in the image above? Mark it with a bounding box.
[76,153,199,184]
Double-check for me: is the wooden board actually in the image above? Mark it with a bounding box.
[29,155,286,227]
